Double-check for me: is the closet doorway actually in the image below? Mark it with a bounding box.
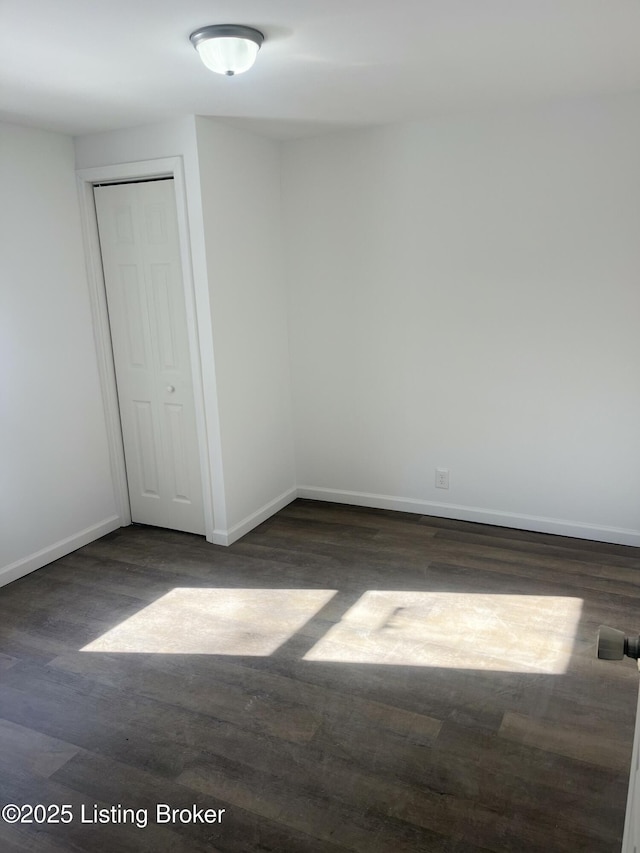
[94,178,205,535]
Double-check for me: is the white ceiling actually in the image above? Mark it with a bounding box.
[2,0,640,139]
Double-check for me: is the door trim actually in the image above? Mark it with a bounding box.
[76,157,216,542]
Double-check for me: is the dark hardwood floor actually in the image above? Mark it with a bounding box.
[1,499,639,852]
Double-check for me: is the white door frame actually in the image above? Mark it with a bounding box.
[76,157,217,543]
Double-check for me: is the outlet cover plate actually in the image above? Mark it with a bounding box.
[435,468,450,489]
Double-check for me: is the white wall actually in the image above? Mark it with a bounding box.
[282,93,640,544]
[194,117,296,536]
[0,122,118,584]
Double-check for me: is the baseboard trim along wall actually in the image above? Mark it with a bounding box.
[212,487,298,547]
[297,486,640,548]
[3,485,636,588]
[0,515,122,589]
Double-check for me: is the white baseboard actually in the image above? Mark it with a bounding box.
[3,491,636,587]
[211,487,298,546]
[0,515,123,589]
[297,486,640,547]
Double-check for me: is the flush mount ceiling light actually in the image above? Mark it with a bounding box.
[189,24,264,76]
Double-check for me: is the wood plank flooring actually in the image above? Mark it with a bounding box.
[1,499,639,851]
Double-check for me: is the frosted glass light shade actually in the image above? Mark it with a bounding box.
[190,25,264,76]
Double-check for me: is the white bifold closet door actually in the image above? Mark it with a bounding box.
[94,179,205,535]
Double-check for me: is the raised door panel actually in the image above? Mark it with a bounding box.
[132,400,161,499]
[165,403,192,503]
[150,263,179,372]
[119,264,149,369]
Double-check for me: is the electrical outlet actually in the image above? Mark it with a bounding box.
[435,468,449,490]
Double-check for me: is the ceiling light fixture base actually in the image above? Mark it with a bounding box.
[189,24,265,76]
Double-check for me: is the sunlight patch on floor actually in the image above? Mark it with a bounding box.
[303,591,583,673]
[81,588,337,655]
[81,588,583,672]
